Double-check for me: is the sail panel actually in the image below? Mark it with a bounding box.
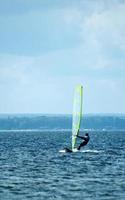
[72,85,83,150]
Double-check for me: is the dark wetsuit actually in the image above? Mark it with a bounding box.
[77,135,90,150]
[64,134,90,152]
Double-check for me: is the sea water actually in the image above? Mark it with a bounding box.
[0,130,125,200]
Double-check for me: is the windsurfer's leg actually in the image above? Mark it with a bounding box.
[77,143,82,150]
[78,142,87,150]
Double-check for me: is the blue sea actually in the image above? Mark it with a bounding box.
[0,129,125,199]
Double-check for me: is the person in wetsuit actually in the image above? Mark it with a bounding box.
[77,133,90,150]
[64,133,90,152]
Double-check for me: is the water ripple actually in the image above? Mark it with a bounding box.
[0,131,125,199]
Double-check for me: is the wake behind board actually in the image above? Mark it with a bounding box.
[59,149,101,153]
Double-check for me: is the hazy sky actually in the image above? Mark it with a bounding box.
[0,0,125,114]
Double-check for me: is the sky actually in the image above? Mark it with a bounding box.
[0,0,125,114]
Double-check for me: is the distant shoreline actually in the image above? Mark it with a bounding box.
[0,114,125,131]
[0,113,125,118]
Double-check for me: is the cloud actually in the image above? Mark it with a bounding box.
[57,0,125,70]
[84,3,125,46]
[0,54,33,86]
[0,0,125,113]
[0,52,125,113]
[78,1,125,69]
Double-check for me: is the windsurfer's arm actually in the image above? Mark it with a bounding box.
[77,135,84,139]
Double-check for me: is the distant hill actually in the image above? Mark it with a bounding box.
[0,114,125,130]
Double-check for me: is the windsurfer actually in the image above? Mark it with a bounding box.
[77,133,90,150]
[64,133,90,152]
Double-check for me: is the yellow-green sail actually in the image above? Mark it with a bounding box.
[72,85,83,150]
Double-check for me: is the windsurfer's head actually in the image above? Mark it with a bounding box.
[85,133,89,136]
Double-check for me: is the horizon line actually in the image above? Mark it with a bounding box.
[0,113,125,116]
